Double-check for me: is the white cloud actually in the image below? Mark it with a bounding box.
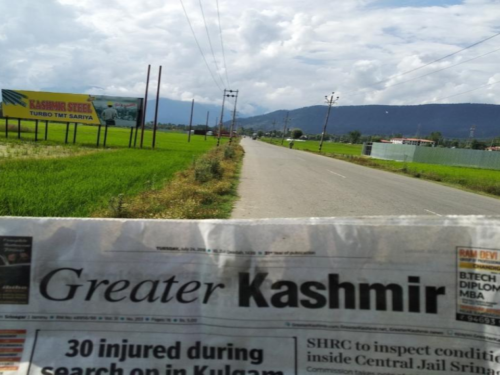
[0,0,499,116]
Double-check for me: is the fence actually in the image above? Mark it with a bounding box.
[371,143,500,170]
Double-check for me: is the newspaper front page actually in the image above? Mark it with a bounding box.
[1,216,500,375]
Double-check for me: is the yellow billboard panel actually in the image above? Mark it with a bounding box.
[2,89,101,125]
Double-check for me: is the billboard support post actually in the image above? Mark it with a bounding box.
[103,124,109,147]
[35,120,38,142]
[187,99,194,143]
[140,64,151,149]
[129,127,134,148]
[134,126,139,148]
[44,121,48,140]
[17,119,21,139]
[73,123,78,144]
[96,125,102,147]
[65,122,70,144]
[5,117,8,138]
[152,66,162,149]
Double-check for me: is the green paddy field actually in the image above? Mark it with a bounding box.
[0,119,224,217]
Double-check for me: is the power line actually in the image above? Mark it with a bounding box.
[344,29,500,97]
[179,0,223,91]
[215,0,231,88]
[375,30,500,85]
[380,46,500,92]
[432,79,500,102]
[198,0,226,88]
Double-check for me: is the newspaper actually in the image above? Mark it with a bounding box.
[2,216,500,375]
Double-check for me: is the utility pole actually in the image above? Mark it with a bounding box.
[319,92,340,152]
[468,125,476,148]
[204,111,209,141]
[229,90,239,143]
[415,123,421,139]
[281,112,290,145]
[217,89,238,146]
[187,99,194,143]
[271,119,276,143]
[214,117,218,139]
[217,89,226,147]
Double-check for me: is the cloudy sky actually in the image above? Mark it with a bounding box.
[0,0,499,115]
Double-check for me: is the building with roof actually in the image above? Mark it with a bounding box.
[389,138,435,147]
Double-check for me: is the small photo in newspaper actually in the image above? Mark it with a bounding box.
[0,236,32,305]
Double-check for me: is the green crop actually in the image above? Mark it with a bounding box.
[0,119,225,217]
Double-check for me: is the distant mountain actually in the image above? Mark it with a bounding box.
[145,98,256,126]
[233,104,500,138]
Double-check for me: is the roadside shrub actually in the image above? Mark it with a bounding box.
[483,185,500,196]
[212,180,233,195]
[109,194,129,218]
[194,157,222,182]
[223,144,236,160]
[424,172,442,182]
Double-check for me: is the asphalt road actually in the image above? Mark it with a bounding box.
[232,138,500,219]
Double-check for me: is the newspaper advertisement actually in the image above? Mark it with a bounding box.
[1,216,500,375]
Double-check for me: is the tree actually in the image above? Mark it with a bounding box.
[348,130,362,144]
[291,128,303,139]
[257,130,264,138]
[428,131,443,145]
[470,139,487,150]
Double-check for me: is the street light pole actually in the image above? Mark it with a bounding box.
[319,92,340,152]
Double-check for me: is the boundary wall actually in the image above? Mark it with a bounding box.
[371,143,500,170]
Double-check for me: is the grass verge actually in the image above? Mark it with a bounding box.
[261,137,362,155]
[328,154,500,198]
[95,143,244,219]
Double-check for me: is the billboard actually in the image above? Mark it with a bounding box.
[1,89,143,127]
[91,94,143,128]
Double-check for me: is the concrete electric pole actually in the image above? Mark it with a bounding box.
[229,90,239,143]
[281,112,290,145]
[217,89,238,146]
[319,92,340,152]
